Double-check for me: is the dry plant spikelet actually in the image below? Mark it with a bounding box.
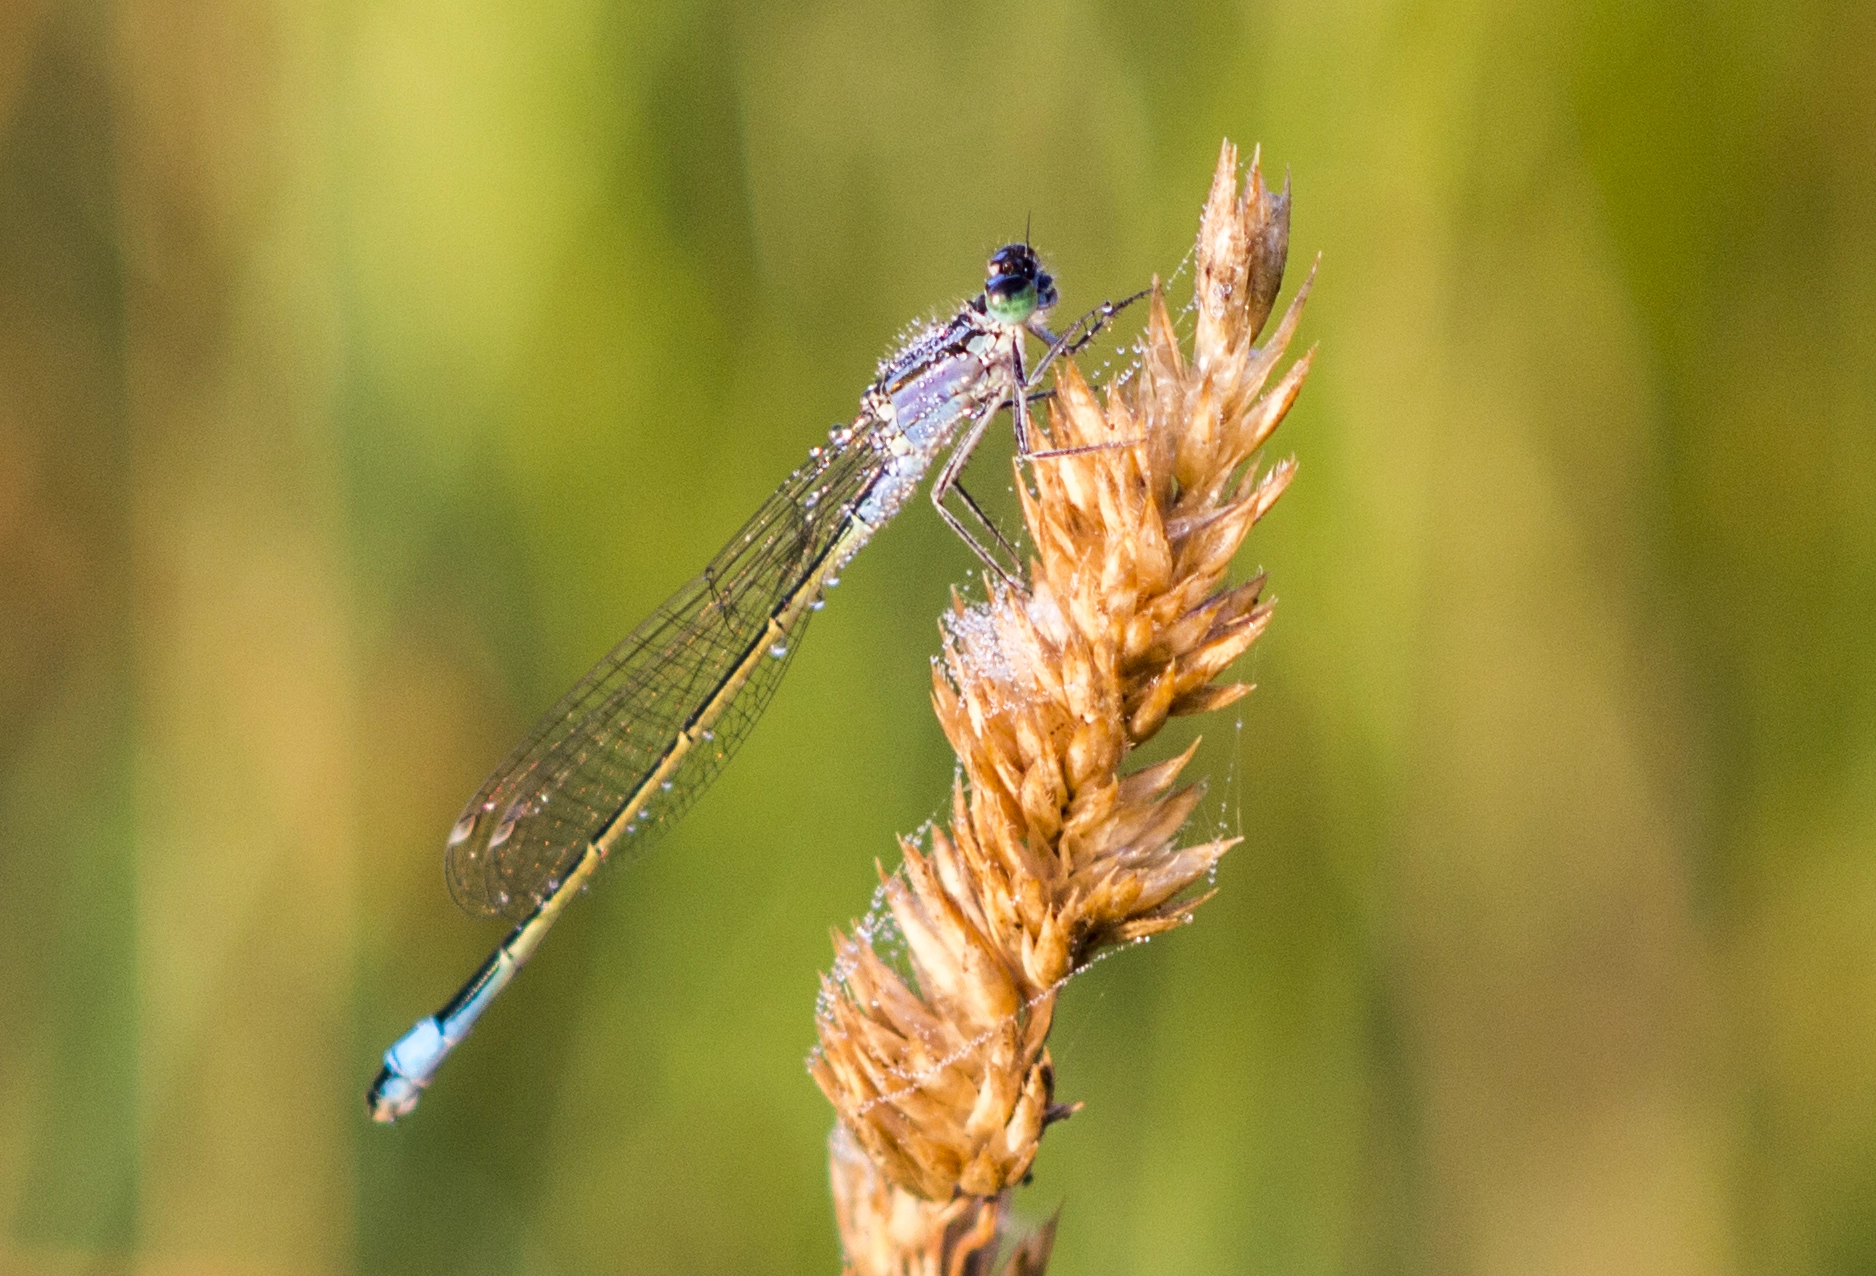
[814,140,1314,1274]
[829,1125,1058,1276]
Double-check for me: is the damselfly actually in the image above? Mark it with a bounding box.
[368,243,1128,1121]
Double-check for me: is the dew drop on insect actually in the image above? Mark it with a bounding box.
[770,642,788,658]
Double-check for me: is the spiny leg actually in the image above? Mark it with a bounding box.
[932,485,1022,589]
[1014,287,1153,466]
[1028,436,1143,461]
[950,479,1023,568]
[1026,286,1151,384]
[1008,336,1033,456]
[929,387,1024,588]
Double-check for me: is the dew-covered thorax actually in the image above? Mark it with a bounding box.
[872,304,1007,397]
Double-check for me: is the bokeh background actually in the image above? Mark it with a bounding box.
[4,0,1874,1272]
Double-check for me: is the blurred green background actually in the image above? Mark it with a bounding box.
[3,0,1874,1272]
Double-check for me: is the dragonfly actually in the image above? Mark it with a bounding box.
[368,242,1134,1122]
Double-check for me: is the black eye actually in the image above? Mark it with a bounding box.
[987,243,1036,284]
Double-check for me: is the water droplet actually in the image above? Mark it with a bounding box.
[702,729,715,741]
[826,576,840,588]
[660,780,674,791]
[810,599,825,611]
[770,642,788,658]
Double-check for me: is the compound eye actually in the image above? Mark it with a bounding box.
[986,242,1037,284]
[988,243,1027,275]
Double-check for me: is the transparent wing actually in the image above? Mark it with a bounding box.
[444,436,884,920]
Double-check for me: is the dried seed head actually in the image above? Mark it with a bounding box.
[830,1124,1058,1276]
[817,140,1316,1231]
